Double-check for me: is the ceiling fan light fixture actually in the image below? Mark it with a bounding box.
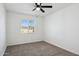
[36,7,40,11]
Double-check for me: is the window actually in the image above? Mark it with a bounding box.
[20,19,34,33]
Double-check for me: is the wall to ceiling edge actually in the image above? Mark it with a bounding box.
[44,4,79,55]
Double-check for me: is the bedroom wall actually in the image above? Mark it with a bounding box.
[44,4,79,55]
[6,11,44,46]
[0,4,6,56]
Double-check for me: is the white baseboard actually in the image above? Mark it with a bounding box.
[44,40,79,55]
[7,40,43,46]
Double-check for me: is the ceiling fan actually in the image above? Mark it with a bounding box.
[32,3,52,13]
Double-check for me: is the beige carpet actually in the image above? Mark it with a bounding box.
[4,41,78,56]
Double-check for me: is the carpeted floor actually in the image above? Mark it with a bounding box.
[4,41,78,56]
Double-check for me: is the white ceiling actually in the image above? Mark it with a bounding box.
[5,3,72,16]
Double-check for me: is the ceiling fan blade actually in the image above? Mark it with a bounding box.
[40,8,45,13]
[35,3,38,6]
[41,6,52,8]
[32,8,36,11]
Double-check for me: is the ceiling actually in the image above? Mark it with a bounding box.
[5,3,72,16]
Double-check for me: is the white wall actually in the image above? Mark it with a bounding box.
[0,4,6,56]
[7,11,44,46]
[44,4,79,55]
